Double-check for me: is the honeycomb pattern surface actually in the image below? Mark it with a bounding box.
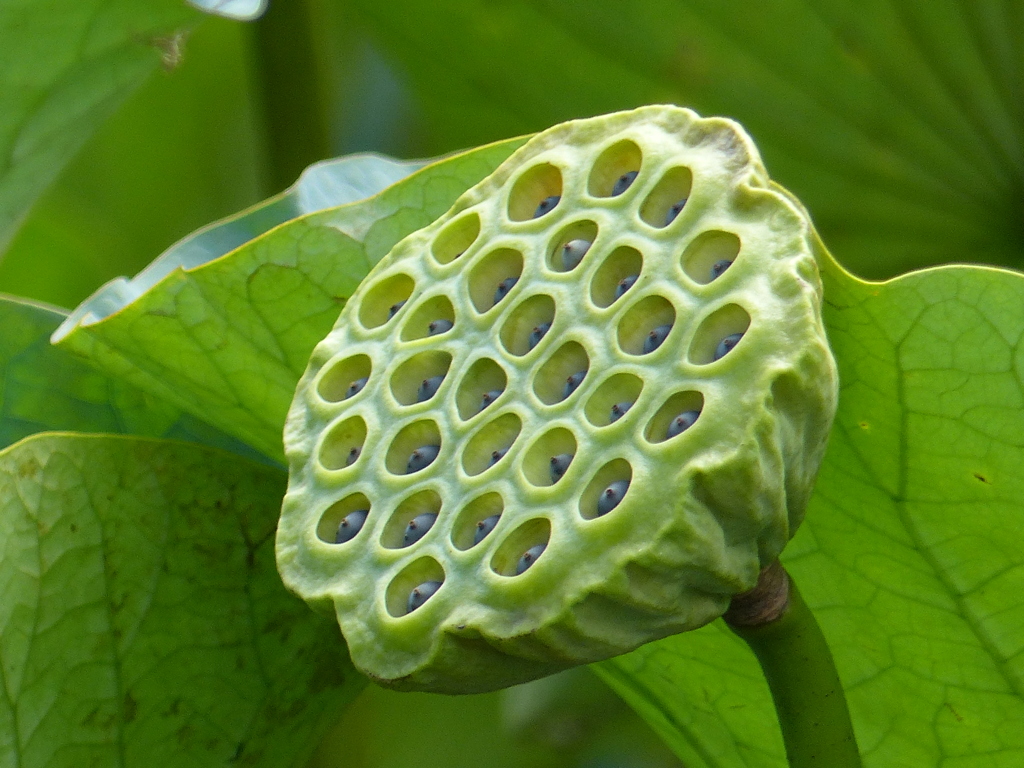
[278,106,839,693]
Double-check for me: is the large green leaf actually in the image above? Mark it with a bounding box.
[595,253,1024,767]
[0,433,364,768]
[350,0,1024,278]
[54,137,527,461]
[0,0,200,253]
[0,294,263,462]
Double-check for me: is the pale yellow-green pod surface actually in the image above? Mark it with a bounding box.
[277,106,838,693]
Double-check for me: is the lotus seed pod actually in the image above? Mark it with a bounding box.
[611,170,638,196]
[279,105,839,694]
[563,370,587,399]
[345,377,368,399]
[389,300,407,318]
[561,239,591,270]
[664,199,686,226]
[345,446,360,466]
[428,318,453,336]
[474,514,501,545]
[642,323,672,354]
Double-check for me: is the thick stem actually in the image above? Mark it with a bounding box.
[725,562,862,768]
[251,0,333,193]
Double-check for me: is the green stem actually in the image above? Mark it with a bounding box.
[251,0,333,193]
[725,563,862,768]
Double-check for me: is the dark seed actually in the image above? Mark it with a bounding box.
[615,274,638,299]
[388,300,407,318]
[528,322,551,350]
[609,401,632,423]
[550,453,573,483]
[494,276,518,305]
[481,389,504,412]
[490,448,508,466]
[516,543,546,575]
[667,410,700,438]
[345,446,360,466]
[533,195,560,218]
[611,170,639,196]
[709,259,733,281]
[428,318,453,336]
[407,580,443,613]
[664,199,686,226]
[643,324,672,354]
[417,375,445,402]
[345,377,368,399]
[714,332,744,361]
[407,444,441,473]
[474,514,501,545]
[335,508,369,544]
[561,239,591,271]
[403,512,437,546]
[597,479,630,516]
[563,370,587,399]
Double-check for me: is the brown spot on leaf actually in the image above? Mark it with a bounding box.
[973,473,991,485]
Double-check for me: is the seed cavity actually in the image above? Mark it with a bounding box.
[386,557,444,617]
[468,248,524,313]
[431,212,480,265]
[580,459,633,520]
[664,200,687,226]
[388,300,407,318]
[587,139,642,197]
[597,480,630,516]
[491,518,551,577]
[336,509,369,543]
[386,420,442,476]
[317,415,367,471]
[316,492,371,544]
[681,230,741,285]
[481,389,504,411]
[417,375,445,403]
[516,544,546,575]
[507,162,563,222]
[474,514,501,545]
[640,166,693,228]
[534,341,589,406]
[528,323,551,350]
[563,370,586,399]
[346,377,368,399]
[499,294,556,356]
[345,446,360,466]
[643,323,672,354]
[617,295,676,356]
[452,492,505,551]
[550,453,574,483]
[615,275,638,299]
[391,351,452,406]
[667,410,700,438]
[645,391,704,444]
[523,427,577,487]
[462,412,522,476]
[317,354,372,403]
[400,295,455,342]
[533,195,560,218]
[428,318,454,336]
[494,277,518,305]
[609,401,632,422]
[357,272,414,329]
[456,358,507,421]
[590,245,643,308]
[561,239,592,271]
[689,304,751,365]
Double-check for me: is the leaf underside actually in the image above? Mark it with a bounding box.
[0,434,364,768]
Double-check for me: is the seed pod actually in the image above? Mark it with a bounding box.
[281,105,839,695]
[408,581,443,613]
[474,514,501,545]
[611,170,638,196]
[345,377,368,399]
[494,277,518,305]
[417,375,445,403]
[561,239,591,271]
[714,332,744,361]
[335,508,368,544]
[597,480,629,516]
[533,195,560,218]
[389,300,407,318]
[428,319,453,336]
[516,544,546,575]
[667,410,700,438]
[643,324,672,354]
[404,512,438,546]
[563,371,586,399]
[407,445,440,474]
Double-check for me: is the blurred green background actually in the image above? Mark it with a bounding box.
[2,2,1022,765]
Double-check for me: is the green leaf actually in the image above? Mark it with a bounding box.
[0,0,200,253]
[352,0,1024,278]
[0,433,365,768]
[0,294,266,462]
[54,138,527,460]
[595,253,1024,767]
